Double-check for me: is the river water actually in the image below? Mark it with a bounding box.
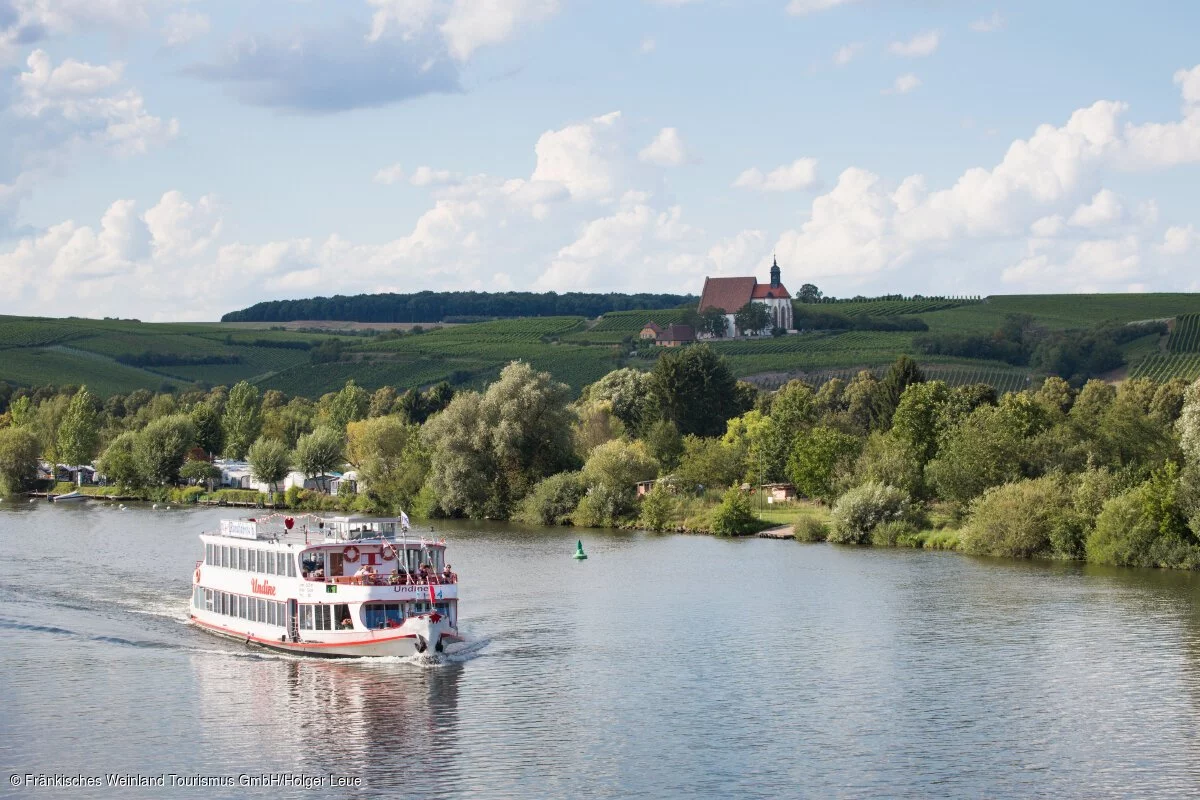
[2,503,1200,798]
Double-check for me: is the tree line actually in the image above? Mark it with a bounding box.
[221,291,697,323]
[3,351,1199,570]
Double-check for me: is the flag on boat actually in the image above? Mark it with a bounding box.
[400,511,410,531]
[428,582,437,605]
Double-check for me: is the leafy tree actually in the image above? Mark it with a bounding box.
[960,476,1082,559]
[190,402,224,457]
[582,368,656,434]
[221,381,262,459]
[135,414,197,486]
[649,344,746,437]
[925,404,1028,505]
[8,396,34,427]
[346,416,427,510]
[516,471,587,526]
[853,431,922,498]
[676,435,745,490]
[1086,463,1199,568]
[643,419,684,472]
[324,380,370,430]
[422,362,576,518]
[787,426,862,503]
[795,283,823,303]
[890,380,951,469]
[709,488,758,536]
[57,386,99,466]
[261,398,315,448]
[261,389,287,410]
[248,437,291,495]
[32,394,70,467]
[734,302,770,336]
[369,386,398,418]
[293,426,344,492]
[0,426,40,495]
[699,307,729,338]
[97,432,142,490]
[572,400,624,459]
[639,483,677,532]
[574,439,658,526]
[180,458,222,485]
[1179,379,1200,466]
[828,482,914,544]
[877,355,925,428]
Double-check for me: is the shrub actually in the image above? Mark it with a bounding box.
[516,471,586,526]
[709,488,759,536]
[960,476,1084,559]
[1086,465,1200,568]
[871,520,920,548]
[828,482,913,544]
[285,485,302,508]
[793,517,829,542]
[170,486,205,504]
[639,483,677,532]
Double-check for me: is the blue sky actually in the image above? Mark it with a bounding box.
[2,0,1199,320]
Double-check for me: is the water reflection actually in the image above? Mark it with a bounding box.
[191,654,463,797]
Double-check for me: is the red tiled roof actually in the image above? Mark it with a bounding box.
[698,277,756,314]
[659,324,695,342]
[751,284,791,300]
[641,321,664,333]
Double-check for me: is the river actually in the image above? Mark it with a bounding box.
[2,502,1200,798]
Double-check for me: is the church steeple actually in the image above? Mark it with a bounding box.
[770,254,781,288]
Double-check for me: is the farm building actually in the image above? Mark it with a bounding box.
[760,483,797,503]
[698,256,794,337]
[639,322,663,340]
[656,324,696,347]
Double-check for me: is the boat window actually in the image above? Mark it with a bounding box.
[236,548,245,571]
[217,592,226,616]
[251,550,260,573]
[334,604,351,630]
[205,589,213,612]
[267,602,276,626]
[299,605,313,630]
[220,545,228,568]
[236,595,245,619]
[287,555,297,578]
[258,598,267,622]
[364,603,404,629]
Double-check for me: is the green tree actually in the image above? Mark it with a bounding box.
[650,344,745,437]
[676,435,745,490]
[795,283,823,303]
[1179,379,1200,466]
[324,380,370,430]
[925,403,1031,505]
[221,381,262,459]
[0,426,40,495]
[582,368,656,434]
[368,386,398,418]
[574,440,659,527]
[190,402,224,457]
[135,414,197,486]
[422,362,576,519]
[180,458,222,485]
[698,307,728,338]
[516,471,586,526]
[734,302,770,336]
[877,355,926,428]
[890,380,951,468]
[960,476,1082,559]
[709,488,758,536]
[639,483,677,532]
[96,432,142,490]
[293,426,344,493]
[1086,464,1199,568]
[262,398,315,448]
[57,386,99,466]
[786,426,862,503]
[643,419,684,472]
[248,437,291,495]
[346,416,427,510]
[827,482,914,544]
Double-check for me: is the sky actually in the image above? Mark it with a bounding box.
[1,0,1199,321]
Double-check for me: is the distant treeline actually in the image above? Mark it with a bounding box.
[221,291,698,323]
[116,353,242,368]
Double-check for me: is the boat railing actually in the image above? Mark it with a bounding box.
[312,574,458,587]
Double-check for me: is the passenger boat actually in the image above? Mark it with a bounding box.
[189,514,461,658]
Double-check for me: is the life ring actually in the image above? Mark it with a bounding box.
[381,548,396,562]
[343,545,360,562]
[194,567,201,583]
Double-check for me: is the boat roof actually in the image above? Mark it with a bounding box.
[204,513,444,548]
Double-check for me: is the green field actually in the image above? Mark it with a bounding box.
[2,294,1199,398]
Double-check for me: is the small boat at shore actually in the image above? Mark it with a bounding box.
[189,514,461,658]
[50,491,87,502]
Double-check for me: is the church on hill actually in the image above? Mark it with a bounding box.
[697,257,794,338]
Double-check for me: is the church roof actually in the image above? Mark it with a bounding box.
[698,277,757,314]
[751,283,791,300]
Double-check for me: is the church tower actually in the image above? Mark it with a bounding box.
[770,255,781,288]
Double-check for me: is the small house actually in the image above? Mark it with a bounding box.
[657,324,696,347]
[635,479,657,497]
[331,471,359,496]
[761,483,797,503]
[639,321,663,340]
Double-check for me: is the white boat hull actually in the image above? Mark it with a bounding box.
[189,612,459,659]
[51,492,86,502]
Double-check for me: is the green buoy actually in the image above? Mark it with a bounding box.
[573,540,588,560]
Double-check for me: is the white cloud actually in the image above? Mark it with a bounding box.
[1,0,182,62]
[1068,189,1123,228]
[833,42,863,67]
[786,0,858,16]
[373,163,406,185]
[1158,225,1199,255]
[888,30,940,58]
[883,74,921,95]
[638,127,689,167]
[409,166,462,187]
[640,37,656,54]
[162,11,210,47]
[530,111,626,200]
[1003,236,1141,290]
[733,158,819,192]
[440,0,560,60]
[1030,215,1065,238]
[970,12,1005,33]
[142,191,222,261]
